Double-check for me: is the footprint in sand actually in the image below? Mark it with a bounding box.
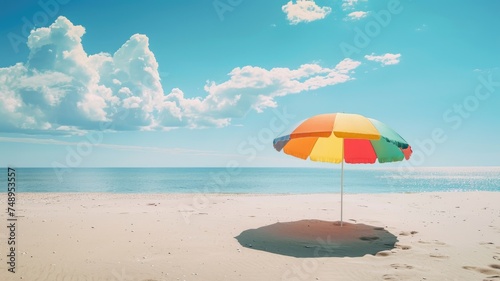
[418,240,446,246]
[463,265,500,275]
[399,231,418,236]
[395,243,412,250]
[483,276,500,281]
[391,263,414,269]
[376,250,392,257]
[491,265,500,269]
[430,254,449,259]
[382,274,399,280]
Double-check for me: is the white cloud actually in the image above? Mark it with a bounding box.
[0,16,361,134]
[346,11,368,20]
[122,96,142,109]
[282,0,332,25]
[200,58,360,115]
[364,53,401,66]
[342,0,358,10]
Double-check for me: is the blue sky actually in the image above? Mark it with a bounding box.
[0,0,499,168]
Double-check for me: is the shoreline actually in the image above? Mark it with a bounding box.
[14,190,499,194]
[1,192,499,280]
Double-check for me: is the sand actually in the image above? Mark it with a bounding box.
[0,192,499,281]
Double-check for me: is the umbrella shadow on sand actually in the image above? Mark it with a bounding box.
[235,220,397,258]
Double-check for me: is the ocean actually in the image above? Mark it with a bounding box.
[6,167,500,194]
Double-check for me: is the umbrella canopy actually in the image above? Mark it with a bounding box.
[273,113,412,225]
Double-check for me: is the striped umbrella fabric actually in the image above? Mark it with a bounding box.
[273,113,412,225]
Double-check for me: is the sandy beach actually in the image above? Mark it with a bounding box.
[1,192,499,281]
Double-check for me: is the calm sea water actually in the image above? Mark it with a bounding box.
[5,167,500,194]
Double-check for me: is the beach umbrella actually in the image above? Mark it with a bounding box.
[273,113,412,226]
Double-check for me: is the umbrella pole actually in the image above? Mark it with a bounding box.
[340,158,344,227]
[340,142,344,227]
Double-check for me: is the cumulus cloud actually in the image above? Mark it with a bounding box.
[0,16,361,134]
[282,0,332,25]
[346,11,368,20]
[364,53,401,66]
